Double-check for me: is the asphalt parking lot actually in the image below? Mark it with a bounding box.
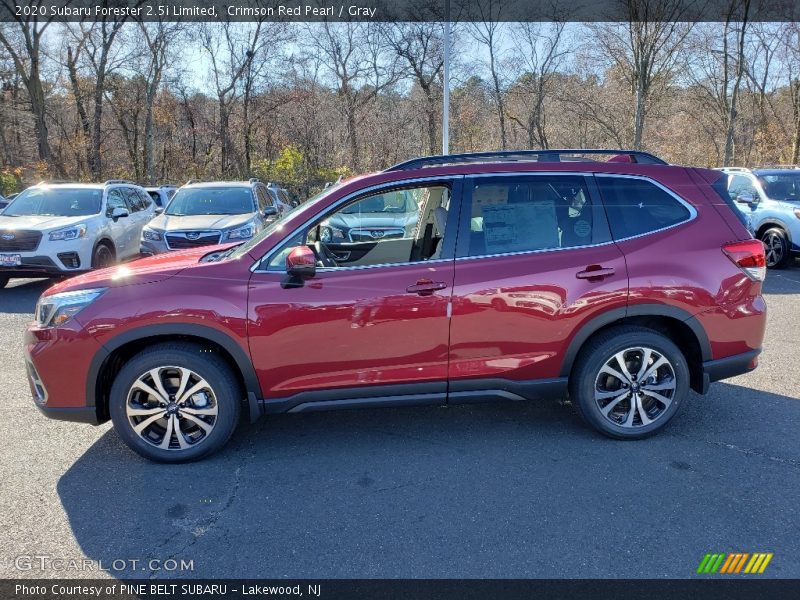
[1,269,799,580]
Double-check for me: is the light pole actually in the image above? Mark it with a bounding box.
[442,0,450,155]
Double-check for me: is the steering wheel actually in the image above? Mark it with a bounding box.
[313,240,339,268]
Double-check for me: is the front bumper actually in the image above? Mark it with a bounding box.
[1,238,94,276]
[25,321,105,424]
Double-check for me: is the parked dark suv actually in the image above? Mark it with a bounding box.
[26,150,766,462]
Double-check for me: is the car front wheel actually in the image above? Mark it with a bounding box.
[109,343,241,462]
[570,327,689,439]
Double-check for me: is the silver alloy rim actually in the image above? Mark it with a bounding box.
[763,233,783,267]
[125,366,218,450]
[594,347,676,428]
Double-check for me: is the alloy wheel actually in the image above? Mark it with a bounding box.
[593,347,677,428]
[762,232,784,267]
[125,366,218,450]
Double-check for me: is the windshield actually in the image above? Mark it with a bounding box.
[3,188,102,217]
[341,190,416,214]
[227,184,343,261]
[165,187,255,216]
[757,173,800,202]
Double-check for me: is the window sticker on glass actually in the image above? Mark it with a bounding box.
[482,201,559,254]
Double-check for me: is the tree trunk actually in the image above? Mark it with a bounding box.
[28,61,51,162]
[424,86,437,155]
[90,71,106,178]
[66,47,92,175]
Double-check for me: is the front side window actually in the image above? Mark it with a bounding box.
[123,188,144,212]
[105,189,129,217]
[727,174,757,199]
[266,184,449,271]
[461,175,596,258]
[4,188,102,217]
[596,177,692,240]
[166,187,255,216]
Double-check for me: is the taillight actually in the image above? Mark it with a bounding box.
[722,240,766,282]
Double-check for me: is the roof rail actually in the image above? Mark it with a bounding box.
[755,164,800,170]
[184,179,200,185]
[104,179,134,185]
[385,149,668,171]
[249,177,261,184]
[719,167,751,173]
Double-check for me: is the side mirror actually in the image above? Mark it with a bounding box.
[155,207,164,215]
[263,206,278,218]
[735,192,757,206]
[286,246,316,279]
[111,207,129,220]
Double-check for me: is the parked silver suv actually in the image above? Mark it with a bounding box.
[140,179,281,255]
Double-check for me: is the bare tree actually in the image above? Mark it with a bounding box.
[309,21,399,170]
[138,20,182,184]
[507,21,568,149]
[469,1,509,149]
[0,1,56,163]
[383,21,445,155]
[201,21,266,176]
[591,0,693,150]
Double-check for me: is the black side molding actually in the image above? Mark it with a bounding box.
[700,349,760,393]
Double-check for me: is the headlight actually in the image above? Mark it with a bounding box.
[142,227,163,241]
[223,224,255,240]
[320,225,345,242]
[794,208,800,220]
[49,224,87,241]
[35,288,106,328]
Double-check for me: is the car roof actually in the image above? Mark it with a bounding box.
[752,168,800,175]
[182,181,255,189]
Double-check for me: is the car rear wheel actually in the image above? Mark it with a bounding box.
[569,327,689,439]
[761,228,790,269]
[109,343,241,462]
[91,242,116,269]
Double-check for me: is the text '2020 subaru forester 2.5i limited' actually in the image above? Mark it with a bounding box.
[25,150,766,462]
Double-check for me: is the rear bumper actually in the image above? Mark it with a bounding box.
[700,349,760,393]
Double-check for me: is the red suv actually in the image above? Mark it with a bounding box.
[25,150,767,462]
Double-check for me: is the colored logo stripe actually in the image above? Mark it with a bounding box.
[698,552,773,574]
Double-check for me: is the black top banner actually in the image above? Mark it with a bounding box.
[1,0,800,22]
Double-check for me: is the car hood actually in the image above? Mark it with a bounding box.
[43,246,230,296]
[0,214,93,231]
[327,212,417,230]
[149,213,254,231]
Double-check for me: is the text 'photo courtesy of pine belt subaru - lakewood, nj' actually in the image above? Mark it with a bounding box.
[24,150,767,462]
[0,180,156,288]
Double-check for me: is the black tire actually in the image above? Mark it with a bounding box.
[569,326,689,440]
[0,275,8,289]
[91,242,116,269]
[761,227,790,269]
[109,342,242,463]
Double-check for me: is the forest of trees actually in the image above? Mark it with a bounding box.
[1,15,800,197]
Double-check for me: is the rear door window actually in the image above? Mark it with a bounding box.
[595,176,692,240]
[459,175,602,258]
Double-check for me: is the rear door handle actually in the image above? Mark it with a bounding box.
[576,266,615,280]
[407,279,448,296]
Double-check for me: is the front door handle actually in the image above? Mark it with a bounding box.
[407,279,448,296]
[576,266,615,280]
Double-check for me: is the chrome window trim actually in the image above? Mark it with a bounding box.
[251,175,460,273]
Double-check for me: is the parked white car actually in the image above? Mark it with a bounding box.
[0,180,156,288]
